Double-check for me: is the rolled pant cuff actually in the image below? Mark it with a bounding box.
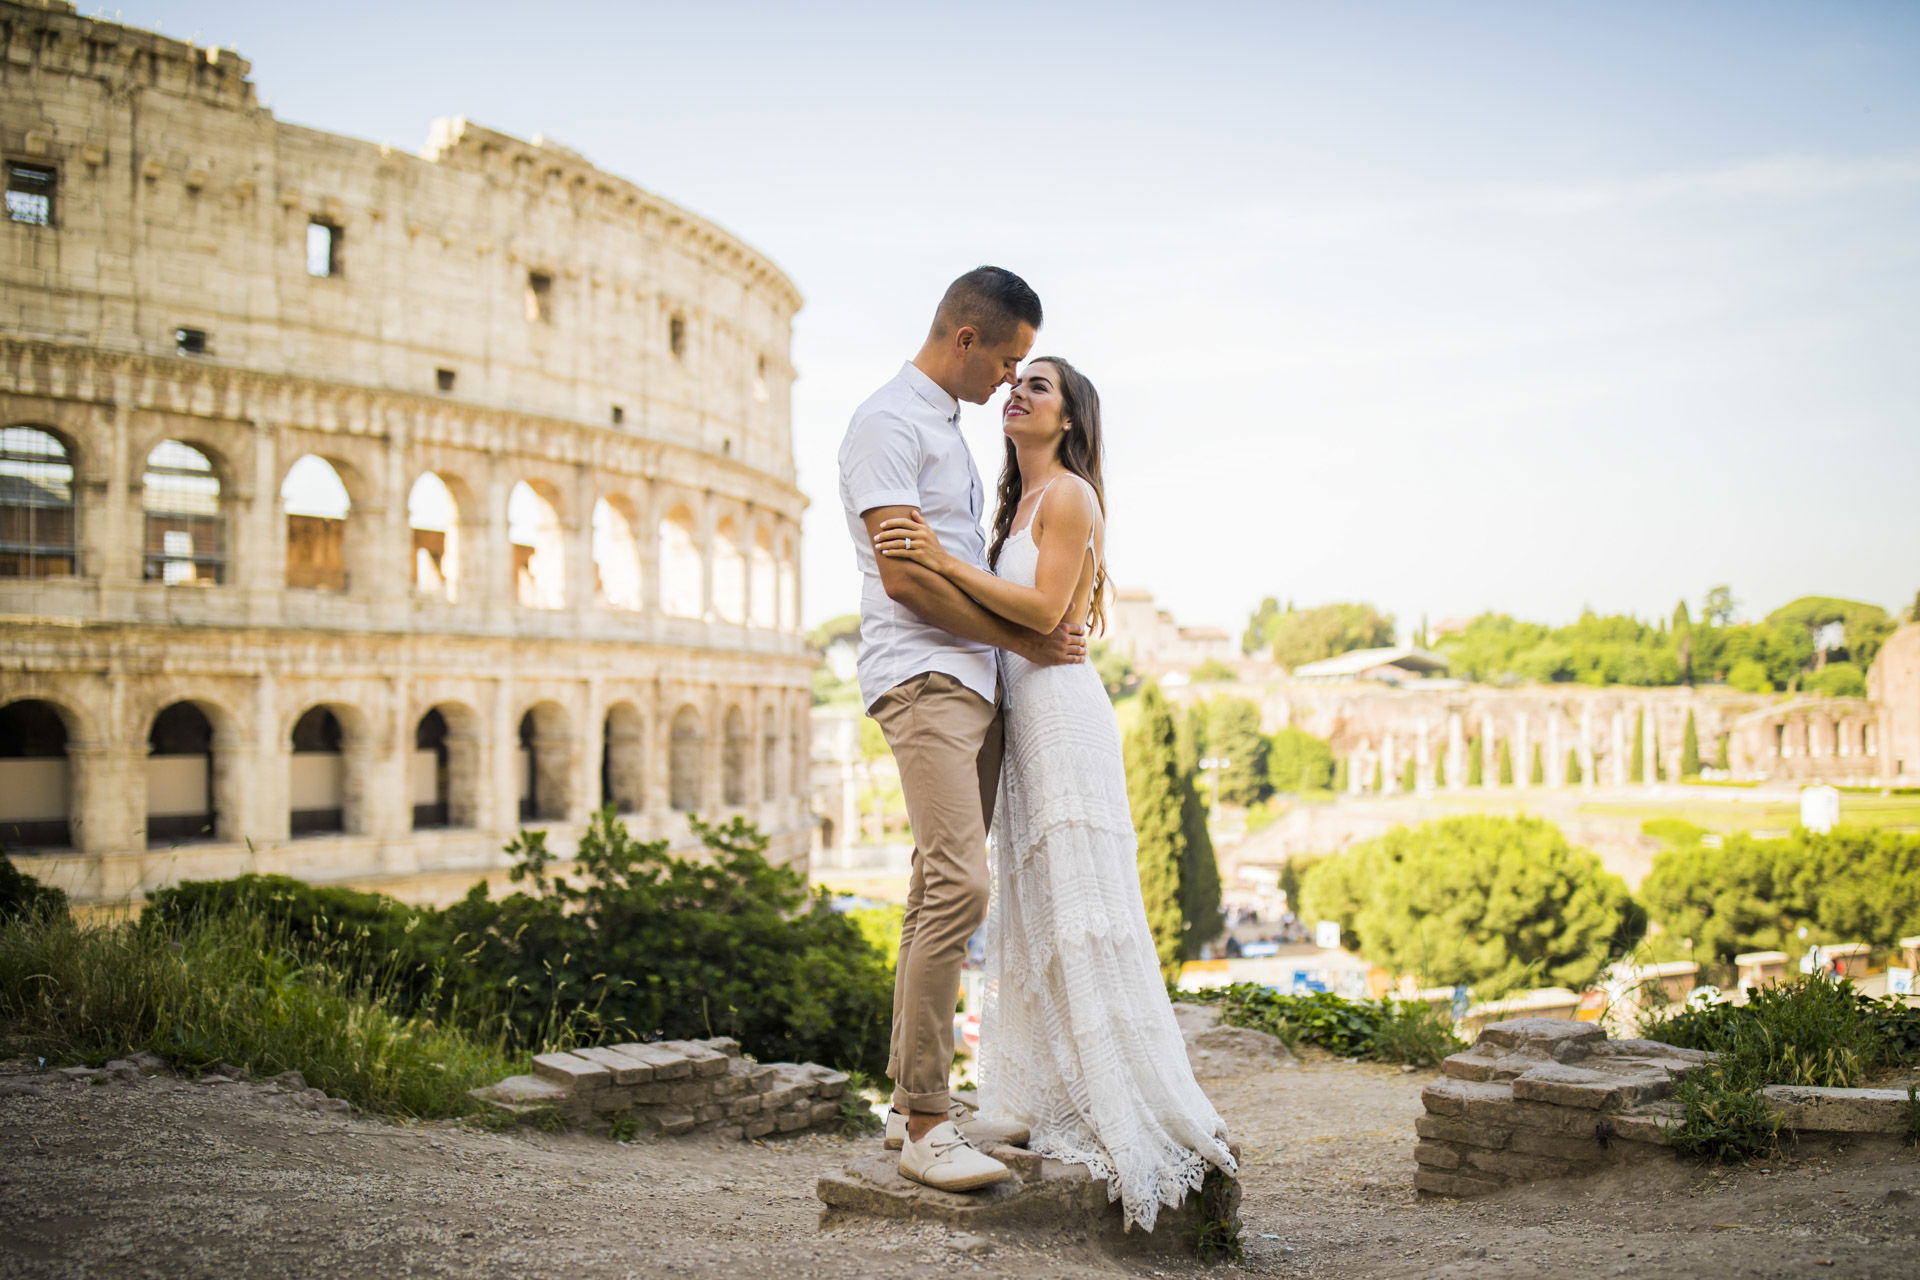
[895,1086,951,1115]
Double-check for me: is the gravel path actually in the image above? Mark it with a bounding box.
[2,1053,1916,1280]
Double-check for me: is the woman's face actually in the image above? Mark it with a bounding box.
[1001,361,1068,447]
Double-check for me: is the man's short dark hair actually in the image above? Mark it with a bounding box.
[931,266,1042,344]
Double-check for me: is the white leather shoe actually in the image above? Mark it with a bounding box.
[884,1103,1030,1151]
[897,1120,1011,1192]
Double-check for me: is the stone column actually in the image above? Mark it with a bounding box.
[65,742,142,858]
[488,679,517,835]
[1415,720,1432,794]
[249,674,291,843]
[637,480,662,619]
[565,462,596,615]
[1515,711,1531,789]
[479,464,515,627]
[1611,710,1629,788]
[1547,713,1563,787]
[1446,713,1465,791]
[1381,727,1397,794]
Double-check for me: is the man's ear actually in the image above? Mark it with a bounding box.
[954,324,978,353]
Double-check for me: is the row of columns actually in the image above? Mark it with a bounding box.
[1344,706,1700,795]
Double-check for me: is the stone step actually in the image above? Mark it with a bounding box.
[469,1074,571,1114]
[530,1051,611,1092]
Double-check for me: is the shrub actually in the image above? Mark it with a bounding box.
[1181,982,1464,1066]
[0,852,68,923]
[1267,727,1335,795]
[1299,815,1640,999]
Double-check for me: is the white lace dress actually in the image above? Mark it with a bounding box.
[976,523,1237,1233]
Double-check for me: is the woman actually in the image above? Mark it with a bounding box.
[874,357,1235,1232]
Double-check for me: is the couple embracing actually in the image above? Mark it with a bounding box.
[837,266,1235,1232]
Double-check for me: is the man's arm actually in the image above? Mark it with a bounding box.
[862,506,1085,664]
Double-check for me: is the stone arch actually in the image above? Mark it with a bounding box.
[0,697,73,847]
[592,495,643,611]
[407,471,462,602]
[760,701,781,803]
[141,439,226,586]
[508,480,566,610]
[0,424,78,579]
[712,517,746,625]
[602,700,646,814]
[750,524,777,629]
[669,704,703,812]
[412,701,481,830]
[516,701,573,822]
[722,703,749,807]
[147,700,222,844]
[287,702,365,835]
[659,503,702,618]
[281,454,353,591]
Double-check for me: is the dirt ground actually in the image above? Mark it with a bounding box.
[3,1051,1917,1280]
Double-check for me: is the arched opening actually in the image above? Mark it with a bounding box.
[712,518,746,624]
[142,440,224,585]
[778,534,798,633]
[517,703,571,822]
[0,426,76,579]
[659,505,701,618]
[408,472,459,601]
[1,699,71,847]
[509,481,566,609]
[761,705,780,803]
[723,704,748,806]
[670,705,703,811]
[412,708,451,828]
[750,527,777,629]
[148,701,216,844]
[602,702,645,814]
[289,706,345,834]
[592,496,643,611]
[282,455,351,591]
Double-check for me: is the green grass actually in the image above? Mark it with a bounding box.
[0,909,525,1118]
[1576,795,1920,834]
[1180,983,1465,1066]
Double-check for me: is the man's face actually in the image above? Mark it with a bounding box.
[955,321,1037,405]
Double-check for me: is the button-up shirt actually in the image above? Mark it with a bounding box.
[838,361,998,710]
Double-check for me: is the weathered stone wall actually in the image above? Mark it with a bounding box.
[473,1037,850,1141]
[0,1,816,903]
[1868,623,1920,783]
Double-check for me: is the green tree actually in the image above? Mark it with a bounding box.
[1497,739,1514,786]
[1681,709,1702,779]
[1804,662,1867,698]
[1715,732,1730,772]
[1123,681,1189,980]
[1651,728,1663,783]
[1530,743,1545,786]
[1909,590,1920,624]
[1267,726,1335,794]
[1242,596,1281,655]
[1332,756,1349,794]
[1178,763,1224,959]
[1371,758,1384,793]
[1299,815,1639,998]
[1630,710,1646,783]
[1433,752,1447,789]
[1399,758,1418,793]
[1703,586,1737,628]
[1091,640,1139,701]
[1191,658,1239,683]
[1208,696,1271,807]
[1566,749,1583,785]
[1176,701,1209,776]
[1267,602,1395,670]
[1766,596,1895,673]
[1727,658,1772,693]
[1467,736,1484,787]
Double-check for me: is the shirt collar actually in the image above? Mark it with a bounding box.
[900,360,960,425]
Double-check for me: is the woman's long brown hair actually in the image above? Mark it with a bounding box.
[985,356,1109,634]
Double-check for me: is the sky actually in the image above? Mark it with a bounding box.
[137,0,1920,637]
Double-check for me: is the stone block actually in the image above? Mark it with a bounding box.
[710,1075,747,1098]
[469,1074,574,1118]
[531,1051,610,1092]
[1414,1114,1510,1150]
[694,1103,724,1124]
[808,1099,840,1126]
[1420,1078,1513,1121]
[666,1080,713,1106]
[775,1105,814,1132]
[1593,1039,1715,1065]
[1413,1168,1505,1199]
[1513,1063,1676,1111]
[697,1037,742,1057]
[724,1095,765,1119]
[1507,1129,1613,1162]
[1413,1141,1464,1170]
[571,1045,654,1085]
[1762,1085,1919,1133]
[1462,1147,1575,1180]
[762,1083,807,1111]
[1474,1018,1604,1060]
[808,1068,851,1098]
[713,1125,745,1141]
[1609,1105,1679,1147]
[651,1110,697,1137]
[607,1042,694,1080]
[658,1040,730,1078]
[742,1116,778,1139]
[590,1090,640,1115]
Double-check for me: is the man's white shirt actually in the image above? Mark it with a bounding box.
[838,361,999,711]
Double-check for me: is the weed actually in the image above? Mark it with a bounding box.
[836,1068,885,1138]
[1905,1085,1920,1149]
[1669,1066,1784,1164]
[1185,1166,1244,1264]
[607,1112,641,1143]
[1179,983,1465,1065]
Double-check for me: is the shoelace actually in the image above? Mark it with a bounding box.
[929,1130,977,1159]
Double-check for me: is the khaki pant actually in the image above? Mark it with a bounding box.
[869,671,1003,1114]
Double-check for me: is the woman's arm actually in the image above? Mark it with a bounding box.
[876,480,1096,633]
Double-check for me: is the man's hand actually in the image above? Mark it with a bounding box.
[1028,619,1089,666]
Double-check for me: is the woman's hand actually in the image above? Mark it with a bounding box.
[874,511,951,575]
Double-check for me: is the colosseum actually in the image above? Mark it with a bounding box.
[0,0,815,908]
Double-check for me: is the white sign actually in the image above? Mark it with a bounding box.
[1315,920,1343,950]
[1800,785,1841,835]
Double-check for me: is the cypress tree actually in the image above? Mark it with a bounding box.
[1400,758,1418,793]
[1333,756,1349,793]
[1630,710,1646,783]
[1715,732,1730,772]
[1497,739,1514,786]
[1566,748,1583,785]
[1651,728,1663,782]
[1681,710,1702,778]
[1123,680,1187,979]
[1434,752,1447,789]
[1372,758,1384,793]
[1467,736,1484,787]
[1531,743,1545,786]
[1177,762,1223,959]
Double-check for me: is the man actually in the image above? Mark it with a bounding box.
[837,265,1087,1190]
